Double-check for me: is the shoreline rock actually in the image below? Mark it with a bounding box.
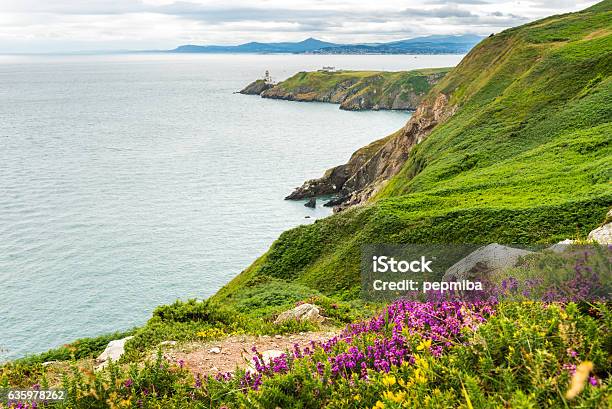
[285,91,457,211]
[304,197,316,208]
[239,79,274,95]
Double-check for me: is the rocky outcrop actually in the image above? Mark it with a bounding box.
[551,209,612,246]
[285,132,396,200]
[286,91,457,210]
[95,336,133,370]
[442,244,534,282]
[274,303,326,325]
[547,239,575,253]
[241,69,449,111]
[304,197,316,208]
[587,209,612,244]
[239,79,274,95]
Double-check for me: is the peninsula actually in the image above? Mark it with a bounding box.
[240,68,450,111]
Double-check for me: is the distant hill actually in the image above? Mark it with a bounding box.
[311,34,484,54]
[173,37,336,53]
[170,35,483,54]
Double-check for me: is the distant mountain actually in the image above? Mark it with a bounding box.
[309,35,484,54]
[173,38,337,53]
[170,35,484,55]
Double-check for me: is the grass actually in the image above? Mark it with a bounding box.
[1,2,611,407]
[213,0,612,311]
[267,68,452,109]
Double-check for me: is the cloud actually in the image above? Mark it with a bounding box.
[425,0,490,3]
[0,0,601,52]
[401,6,478,18]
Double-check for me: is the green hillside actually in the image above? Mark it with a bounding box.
[2,3,611,408]
[256,68,450,110]
[215,1,612,309]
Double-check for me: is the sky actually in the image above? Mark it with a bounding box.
[0,0,601,53]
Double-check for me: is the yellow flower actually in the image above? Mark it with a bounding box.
[354,394,362,402]
[414,356,429,370]
[196,327,226,339]
[383,391,406,403]
[416,339,432,351]
[382,375,396,387]
[414,368,427,384]
[373,400,385,409]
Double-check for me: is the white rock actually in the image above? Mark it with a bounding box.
[247,349,286,373]
[274,303,325,325]
[443,243,533,281]
[159,340,177,347]
[547,239,575,253]
[208,347,221,354]
[95,336,133,371]
[587,210,612,244]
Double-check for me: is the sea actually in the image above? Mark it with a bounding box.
[0,53,463,361]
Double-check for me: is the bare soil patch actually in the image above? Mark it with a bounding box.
[161,330,338,376]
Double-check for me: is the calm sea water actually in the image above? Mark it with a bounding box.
[0,53,463,361]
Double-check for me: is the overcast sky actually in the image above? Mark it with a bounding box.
[0,0,600,53]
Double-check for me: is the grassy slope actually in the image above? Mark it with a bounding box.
[214,2,612,310]
[265,68,451,109]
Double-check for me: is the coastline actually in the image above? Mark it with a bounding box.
[239,68,450,111]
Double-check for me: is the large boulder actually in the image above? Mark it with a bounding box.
[274,303,325,325]
[95,336,133,371]
[443,243,534,281]
[587,209,612,244]
[547,239,575,253]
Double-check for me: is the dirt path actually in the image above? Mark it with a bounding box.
[162,330,338,376]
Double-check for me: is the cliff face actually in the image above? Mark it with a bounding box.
[284,2,612,212]
[241,69,450,111]
[215,1,612,304]
[286,91,456,208]
[335,92,457,209]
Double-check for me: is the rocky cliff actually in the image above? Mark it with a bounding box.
[239,79,274,95]
[286,91,456,209]
[240,68,450,111]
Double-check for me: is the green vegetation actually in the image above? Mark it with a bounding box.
[215,0,612,311]
[2,301,608,408]
[12,331,135,366]
[261,68,451,110]
[1,2,611,408]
